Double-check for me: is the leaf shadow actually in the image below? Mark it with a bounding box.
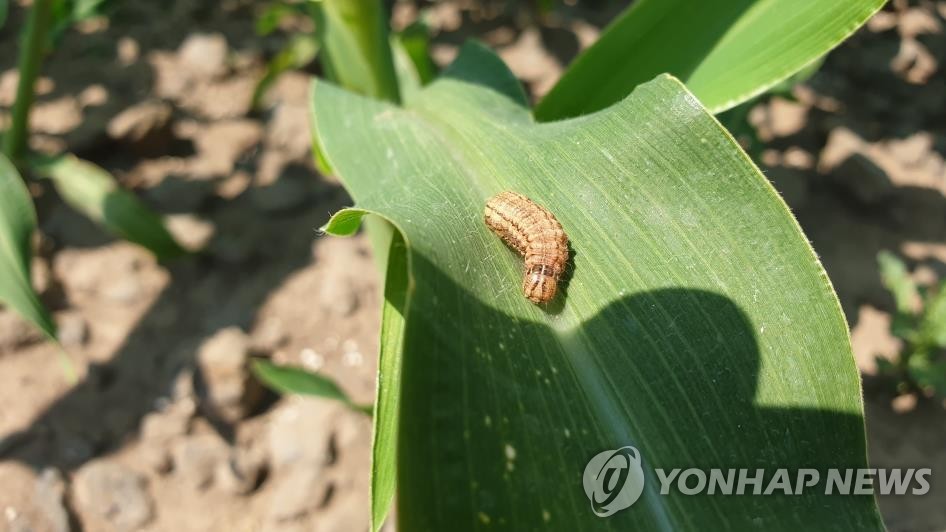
[395,252,883,531]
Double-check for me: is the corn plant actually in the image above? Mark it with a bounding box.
[252,0,320,109]
[877,251,946,399]
[259,0,895,530]
[0,0,183,345]
[2,0,893,529]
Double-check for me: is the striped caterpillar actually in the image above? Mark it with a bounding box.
[484,191,569,304]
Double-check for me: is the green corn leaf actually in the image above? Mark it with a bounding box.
[391,35,422,101]
[536,0,886,120]
[255,1,304,36]
[878,251,919,317]
[30,154,186,260]
[366,228,409,531]
[313,0,400,103]
[313,42,880,530]
[251,358,372,415]
[906,354,946,399]
[396,21,436,87]
[920,282,946,349]
[0,153,56,339]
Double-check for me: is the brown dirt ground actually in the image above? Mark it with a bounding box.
[0,0,944,530]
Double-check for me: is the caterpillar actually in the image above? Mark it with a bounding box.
[484,191,569,304]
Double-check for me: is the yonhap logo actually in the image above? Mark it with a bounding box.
[582,446,646,517]
[581,445,932,518]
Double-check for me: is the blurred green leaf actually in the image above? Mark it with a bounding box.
[0,154,56,339]
[0,0,7,29]
[314,42,879,529]
[874,356,897,377]
[255,1,305,36]
[878,251,919,316]
[313,0,400,103]
[253,33,319,109]
[767,56,826,100]
[907,355,946,398]
[397,21,436,86]
[921,283,946,349]
[31,154,186,259]
[251,358,372,415]
[48,0,114,41]
[68,0,110,21]
[391,36,422,101]
[536,0,886,120]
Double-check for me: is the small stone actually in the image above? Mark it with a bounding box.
[149,52,191,100]
[892,393,918,414]
[866,10,898,32]
[266,103,311,158]
[332,408,371,452]
[891,38,937,84]
[886,132,933,167]
[170,433,227,490]
[819,127,865,172]
[139,402,194,473]
[196,327,265,423]
[178,33,229,78]
[192,120,262,176]
[30,256,51,295]
[117,37,139,65]
[299,348,324,372]
[267,398,337,471]
[216,170,252,200]
[318,280,360,317]
[251,317,288,352]
[829,153,894,205]
[756,97,808,140]
[781,147,815,170]
[34,469,69,532]
[0,69,19,106]
[265,467,331,523]
[164,214,215,251]
[181,77,255,120]
[898,7,941,39]
[101,277,142,304]
[78,84,108,107]
[56,313,89,348]
[217,447,266,495]
[31,97,82,135]
[73,461,153,532]
[106,101,174,155]
[171,367,196,400]
[0,464,69,532]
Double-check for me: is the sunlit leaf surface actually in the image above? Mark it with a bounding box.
[536,0,885,119]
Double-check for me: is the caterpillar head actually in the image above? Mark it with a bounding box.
[523,265,558,304]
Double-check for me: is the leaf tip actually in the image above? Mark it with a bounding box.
[321,207,369,237]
